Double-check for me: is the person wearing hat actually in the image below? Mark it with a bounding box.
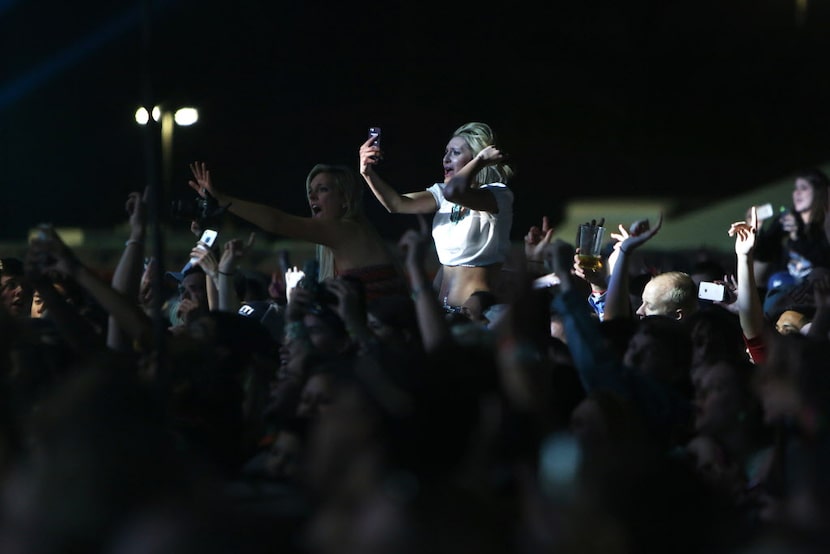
[167,265,211,331]
[0,257,32,318]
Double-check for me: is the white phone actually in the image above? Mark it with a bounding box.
[755,203,774,220]
[190,229,218,264]
[698,281,725,302]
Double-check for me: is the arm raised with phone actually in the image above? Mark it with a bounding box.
[358,122,515,307]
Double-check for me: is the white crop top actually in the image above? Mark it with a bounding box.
[427,182,514,267]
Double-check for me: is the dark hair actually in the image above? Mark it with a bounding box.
[796,168,830,234]
[182,265,205,279]
[0,258,24,277]
[685,307,745,366]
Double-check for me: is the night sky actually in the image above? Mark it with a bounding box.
[2,0,829,241]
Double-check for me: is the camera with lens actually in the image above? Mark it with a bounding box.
[170,190,228,227]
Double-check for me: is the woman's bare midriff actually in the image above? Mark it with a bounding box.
[438,264,502,307]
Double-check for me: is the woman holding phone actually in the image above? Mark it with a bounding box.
[754,168,830,285]
[358,122,514,310]
[188,162,407,301]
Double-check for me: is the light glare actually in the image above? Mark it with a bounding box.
[134,107,149,125]
[174,107,199,126]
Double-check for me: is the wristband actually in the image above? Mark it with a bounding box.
[125,239,143,247]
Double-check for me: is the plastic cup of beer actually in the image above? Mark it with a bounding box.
[576,224,606,271]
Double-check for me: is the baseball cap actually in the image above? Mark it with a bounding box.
[767,271,796,291]
[238,301,283,341]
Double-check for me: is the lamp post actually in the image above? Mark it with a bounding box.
[135,105,199,194]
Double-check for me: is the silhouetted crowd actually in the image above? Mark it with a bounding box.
[1,139,830,553]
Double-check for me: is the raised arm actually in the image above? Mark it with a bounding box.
[24,252,103,353]
[548,238,626,394]
[29,225,153,351]
[603,216,662,321]
[358,137,437,214]
[399,215,451,351]
[442,145,505,212]
[107,190,147,351]
[188,162,342,246]
[728,207,765,340]
[188,242,220,311]
[216,234,256,312]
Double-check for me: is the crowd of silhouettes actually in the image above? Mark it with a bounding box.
[1,127,829,553]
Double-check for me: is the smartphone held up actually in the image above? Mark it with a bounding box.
[698,281,726,302]
[368,126,381,147]
[190,229,219,264]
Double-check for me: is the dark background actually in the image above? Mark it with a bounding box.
[2,0,829,241]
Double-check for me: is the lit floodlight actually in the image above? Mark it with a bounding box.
[174,107,199,126]
[135,107,149,125]
[151,106,161,122]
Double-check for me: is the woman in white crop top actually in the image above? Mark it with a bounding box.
[359,122,514,307]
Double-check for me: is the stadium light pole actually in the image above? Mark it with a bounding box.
[135,105,199,195]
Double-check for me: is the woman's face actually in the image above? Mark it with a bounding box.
[442,137,474,183]
[308,172,346,219]
[793,178,815,215]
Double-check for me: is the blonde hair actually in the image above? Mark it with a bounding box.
[452,122,514,185]
[305,164,369,280]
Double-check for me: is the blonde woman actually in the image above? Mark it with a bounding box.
[188,162,406,301]
[359,122,514,309]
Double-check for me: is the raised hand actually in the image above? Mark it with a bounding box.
[188,161,225,204]
[324,277,364,332]
[572,251,608,290]
[125,189,147,240]
[718,273,739,310]
[26,225,80,278]
[779,210,798,240]
[474,144,506,166]
[548,238,576,293]
[728,206,758,257]
[617,214,663,255]
[398,214,432,273]
[359,136,382,175]
[190,244,219,281]
[219,232,256,275]
[284,266,306,303]
[175,296,201,325]
[524,216,555,263]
